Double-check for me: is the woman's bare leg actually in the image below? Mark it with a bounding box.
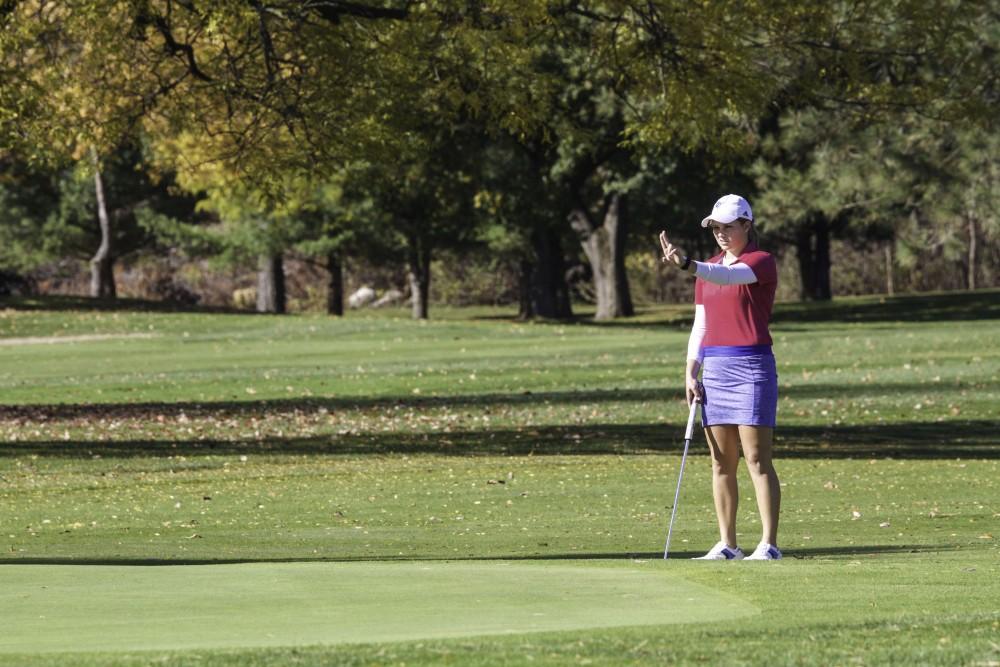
[705,425,742,547]
[739,425,780,545]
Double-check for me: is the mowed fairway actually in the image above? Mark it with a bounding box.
[1,291,998,665]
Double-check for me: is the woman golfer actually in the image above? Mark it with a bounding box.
[658,194,782,561]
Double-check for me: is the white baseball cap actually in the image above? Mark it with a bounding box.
[701,194,753,227]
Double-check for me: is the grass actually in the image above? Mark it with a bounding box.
[1,289,999,665]
[3,561,754,653]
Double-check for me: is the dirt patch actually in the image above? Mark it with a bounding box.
[0,333,158,346]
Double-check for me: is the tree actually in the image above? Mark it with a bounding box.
[291,177,360,317]
[473,135,575,320]
[753,101,1000,299]
[551,46,637,320]
[0,139,195,297]
[506,1,997,310]
[928,129,1000,291]
[150,149,317,314]
[341,122,483,319]
[752,108,856,301]
[1,1,561,187]
[89,149,115,297]
[0,157,61,275]
[4,1,996,310]
[743,0,999,299]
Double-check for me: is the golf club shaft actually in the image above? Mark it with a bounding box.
[664,399,699,559]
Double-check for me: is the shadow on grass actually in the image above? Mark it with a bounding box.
[0,295,244,315]
[0,375,981,421]
[506,289,1000,329]
[0,544,958,567]
[1,389,686,417]
[7,289,995,326]
[2,420,997,459]
[770,289,1000,324]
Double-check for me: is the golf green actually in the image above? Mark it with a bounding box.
[1,561,755,653]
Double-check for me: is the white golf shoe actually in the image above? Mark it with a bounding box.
[745,542,782,560]
[692,541,744,560]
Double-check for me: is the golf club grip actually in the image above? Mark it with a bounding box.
[683,399,699,442]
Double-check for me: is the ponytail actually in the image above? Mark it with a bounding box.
[740,217,758,245]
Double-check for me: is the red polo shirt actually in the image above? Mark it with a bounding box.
[694,242,777,347]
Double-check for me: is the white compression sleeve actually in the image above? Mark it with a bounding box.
[687,304,706,361]
[693,261,758,285]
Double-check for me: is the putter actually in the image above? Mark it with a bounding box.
[663,397,700,559]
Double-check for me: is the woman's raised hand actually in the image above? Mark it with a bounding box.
[659,231,684,267]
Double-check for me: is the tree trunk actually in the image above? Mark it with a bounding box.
[407,238,431,320]
[813,216,831,300]
[884,242,895,296]
[795,217,832,301]
[568,192,634,320]
[256,253,286,313]
[517,259,534,320]
[612,195,634,316]
[90,151,116,299]
[526,227,573,319]
[326,251,344,316]
[967,214,977,290]
[795,228,815,301]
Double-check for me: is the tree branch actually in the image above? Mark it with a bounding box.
[549,1,618,23]
[148,13,213,82]
[304,1,411,24]
[249,0,278,87]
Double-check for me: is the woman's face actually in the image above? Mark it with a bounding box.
[708,219,751,253]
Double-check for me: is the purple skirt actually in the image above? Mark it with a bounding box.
[700,345,778,427]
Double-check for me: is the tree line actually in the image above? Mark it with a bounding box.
[1,1,996,318]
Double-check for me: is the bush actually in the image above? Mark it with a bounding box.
[0,270,36,297]
[429,252,518,306]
